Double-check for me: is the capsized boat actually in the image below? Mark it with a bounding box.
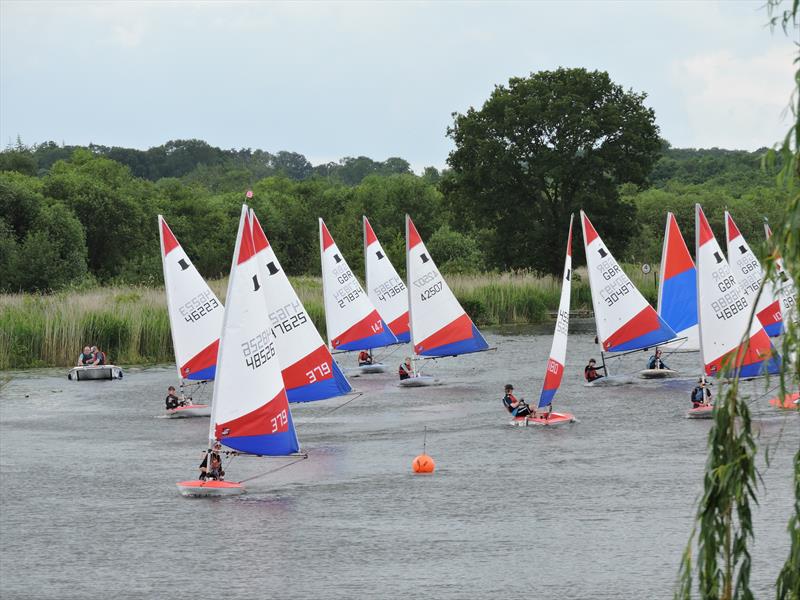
[159,215,223,417]
[177,206,303,497]
[656,212,700,352]
[695,205,781,380]
[320,219,398,373]
[580,211,679,383]
[250,211,352,402]
[725,211,783,336]
[67,365,123,381]
[511,216,576,427]
[404,215,489,385]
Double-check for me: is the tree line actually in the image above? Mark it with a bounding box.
[0,68,789,293]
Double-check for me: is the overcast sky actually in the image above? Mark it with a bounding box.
[1,1,796,171]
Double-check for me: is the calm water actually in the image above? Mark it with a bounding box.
[1,322,797,599]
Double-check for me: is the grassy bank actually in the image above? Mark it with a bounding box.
[0,267,657,370]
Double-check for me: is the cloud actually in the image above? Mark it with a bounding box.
[672,45,795,149]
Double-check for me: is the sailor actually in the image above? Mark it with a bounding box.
[502,384,534,418]
[358,350,373,366]
[165,386,182,410]
[690,379,712,408]
[199,443,225,481]
[77,346,93,366]
[398,357,414,380]
[90,346,106,366]
[647,348,669,370]
[584,358,603,382]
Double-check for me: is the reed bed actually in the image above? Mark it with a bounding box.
[0,265,657,369]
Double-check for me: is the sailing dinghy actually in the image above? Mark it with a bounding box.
[251,211,352,401]
[724,211,783,337]
[656,213,700,354]
[320,219,398,373]
[690,205,781,418]
[580,211,678,384]
[404,215,489,387]
[159,216,223,418]
[511,216,576,427]
[177,206,302,497]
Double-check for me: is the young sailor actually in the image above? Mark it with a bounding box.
[584,359,603,382]
[690,379,712,408]
[647,348,669,370]
[398,357,414,380]
[199,443,225,481]
[502,384,535,418]
[358,350,374,366]
[165,386,182,410]
[77,346,93,366]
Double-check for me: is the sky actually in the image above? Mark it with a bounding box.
[0,1,796,172]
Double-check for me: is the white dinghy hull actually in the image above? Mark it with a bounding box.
[177,480,245,497]
[355,363,387,375]
[68,365,123,381]
[583,375,634,387]
[638,368,679,380]
[166,404,211,418]
[398,375,439,387]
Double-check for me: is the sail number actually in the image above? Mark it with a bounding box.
[270,409,288,433]
[374,276,405,302]
[270,301,308,334]
[306,362,331,383]
[241,329,276,370]
[546,359,560,375]
[420,282,443,301]
[180,291,219,323]
[555,309,569,335]
[595,258,633,307]
[711,289,749,321]
[335,287,362,308]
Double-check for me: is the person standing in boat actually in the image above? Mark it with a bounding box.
[358,350,373,366]
[584,358,603,382]
[690,379,712,408]
[77,346,93,366]
[647,348,669,370]
[398,357,414,380]
[502,384,534,418]
[90,346,106,366]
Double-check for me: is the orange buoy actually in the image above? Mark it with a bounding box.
[412,453,435,473]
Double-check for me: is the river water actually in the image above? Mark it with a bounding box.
[1,322,797,599]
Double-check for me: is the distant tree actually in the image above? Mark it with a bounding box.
[445,67,662,275]
[0,150,37,176]
[426,225,484,274]
[272,151,313,180]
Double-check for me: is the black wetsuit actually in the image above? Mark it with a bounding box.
[585,365,603,382]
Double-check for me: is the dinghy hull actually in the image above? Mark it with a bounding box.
[686,405,713,419]
[355,363,387,375]
[639,368,679,380]
[510,412,576,427]
[398,375,439,387]
[176,480,245,497]
[166,404,211,418]
[68,365,123,381]
[769,392,799,409]
[583,375,634,387]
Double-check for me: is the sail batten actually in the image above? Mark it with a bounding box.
[159,215,224,381]
[250,210,352,403]
[406,215,488,357]
[580,211,677,352]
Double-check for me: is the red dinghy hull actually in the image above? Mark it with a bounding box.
[768,392,799,410]
[510,412,576,427]
[176,480,245,497]
[686,405,713,419]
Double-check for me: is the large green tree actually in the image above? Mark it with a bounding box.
[444,67,663,275]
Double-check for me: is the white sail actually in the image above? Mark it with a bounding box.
[405,215,488,356]
[319,218,397,351]
[364,216,410,343]
[250,210,352,403]
[209,205,299,456]
[764,222,798,325]
[580,211,676,352]
[159,215,223,381]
